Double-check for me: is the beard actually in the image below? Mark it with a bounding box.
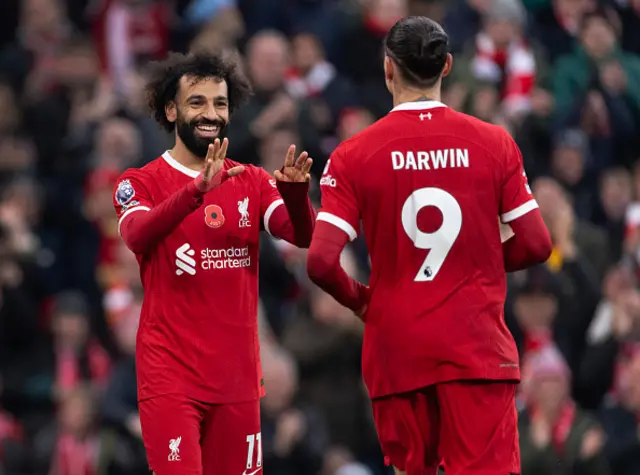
[175,111,228,159]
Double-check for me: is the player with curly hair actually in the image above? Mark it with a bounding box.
[113,52,316,475]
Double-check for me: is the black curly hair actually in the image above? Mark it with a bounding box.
[145,51,253,133]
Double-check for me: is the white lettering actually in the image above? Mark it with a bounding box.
[390,149,470,171]
[457,149,469,168]
[430,149,447,169]
[199,246,251,270]
[405,151,417,170]
[417,151,430,170]
[391,151,404,170]
[320,175,337,187]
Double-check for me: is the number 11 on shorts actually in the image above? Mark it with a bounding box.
[245,433,262,472]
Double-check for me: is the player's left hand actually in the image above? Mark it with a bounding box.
[274,145,312,183]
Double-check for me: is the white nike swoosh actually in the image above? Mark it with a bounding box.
[242,469,262,475]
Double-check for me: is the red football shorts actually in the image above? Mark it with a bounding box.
[371,381,520,475]
[139,394,262,475]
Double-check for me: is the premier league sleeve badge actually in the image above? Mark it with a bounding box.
[116,179,136,206]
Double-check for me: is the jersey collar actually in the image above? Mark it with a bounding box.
[390,100,447,112]
[162,151,200,178]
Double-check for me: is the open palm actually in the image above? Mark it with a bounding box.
[274,145,313,183]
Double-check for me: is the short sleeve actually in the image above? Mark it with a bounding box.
[317,146,360,241]
[258,168,285,236]
[113,170,154,234]
[500,135,538,223]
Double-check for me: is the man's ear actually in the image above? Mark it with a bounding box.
[165,101,177,124]
[441,53,453,78]
[384,56,394,84]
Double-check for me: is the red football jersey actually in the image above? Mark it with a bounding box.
[114,152,285,403]
[318,101,537,399]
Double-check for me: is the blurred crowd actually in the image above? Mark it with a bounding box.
[0,0,640,474]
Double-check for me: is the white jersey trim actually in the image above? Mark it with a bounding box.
[118,206,151,235]
[501,200,539,223]
[162,151,199,178]
[263,199,284,236]
[317,212,358,241]
[391,100,447,113]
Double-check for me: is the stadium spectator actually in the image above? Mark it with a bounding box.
[0,0,640,473]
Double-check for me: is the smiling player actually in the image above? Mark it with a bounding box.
[113,52,315,475]
[307,17,552,475]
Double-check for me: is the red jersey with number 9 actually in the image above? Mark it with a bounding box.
[318,101,537,399]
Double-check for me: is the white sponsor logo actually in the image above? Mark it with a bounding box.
[320,159,336,187]
[243,469,261,475]
[175,244,196,275]
[320,175,336,187]
[175,244,251,275]
[201,246,251,270]
[238,197,251,227]
[168,436,181,461]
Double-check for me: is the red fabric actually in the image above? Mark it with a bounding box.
[270,180,316,248]
[473,34,536,113]
[316,103,534,398]
[502,209,553,272]
[307,221,369,311]
[51,433,98,475]
[84,167,120,196]
[530,402,576,454]
[363,14,397,37]
[118,179,204,254]
[56,340,111,391]
[91,0,169,75]
[139,395,260,474]
[523,329,553,354]
[372,382,520,474]
[113,155,312,403]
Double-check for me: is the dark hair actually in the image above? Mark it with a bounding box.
[384,16,449,88]
[579,7,620,36]
[145,51,253,132]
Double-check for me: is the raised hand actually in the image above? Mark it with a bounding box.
[274,145,312,183]
[195,138,244,192]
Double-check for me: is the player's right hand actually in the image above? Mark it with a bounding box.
[195,138,245,192]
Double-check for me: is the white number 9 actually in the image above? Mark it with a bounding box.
[401,187,462,281]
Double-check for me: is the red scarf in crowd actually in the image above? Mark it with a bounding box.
[91,0,169,86]
[530,401,576,453]
[472,33,536,115]
[50,432,99,475]
[285,62,336,99]
[56,341,111,392]
[363,14,400,37]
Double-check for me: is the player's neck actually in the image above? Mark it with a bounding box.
[393,88,441,108]
[171,139,204,172]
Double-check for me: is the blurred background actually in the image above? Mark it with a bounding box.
[0,0,639,474]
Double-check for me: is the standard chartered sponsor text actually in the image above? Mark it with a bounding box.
[200,246,251,269]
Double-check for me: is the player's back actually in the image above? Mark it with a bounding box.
[328,102,532,397]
